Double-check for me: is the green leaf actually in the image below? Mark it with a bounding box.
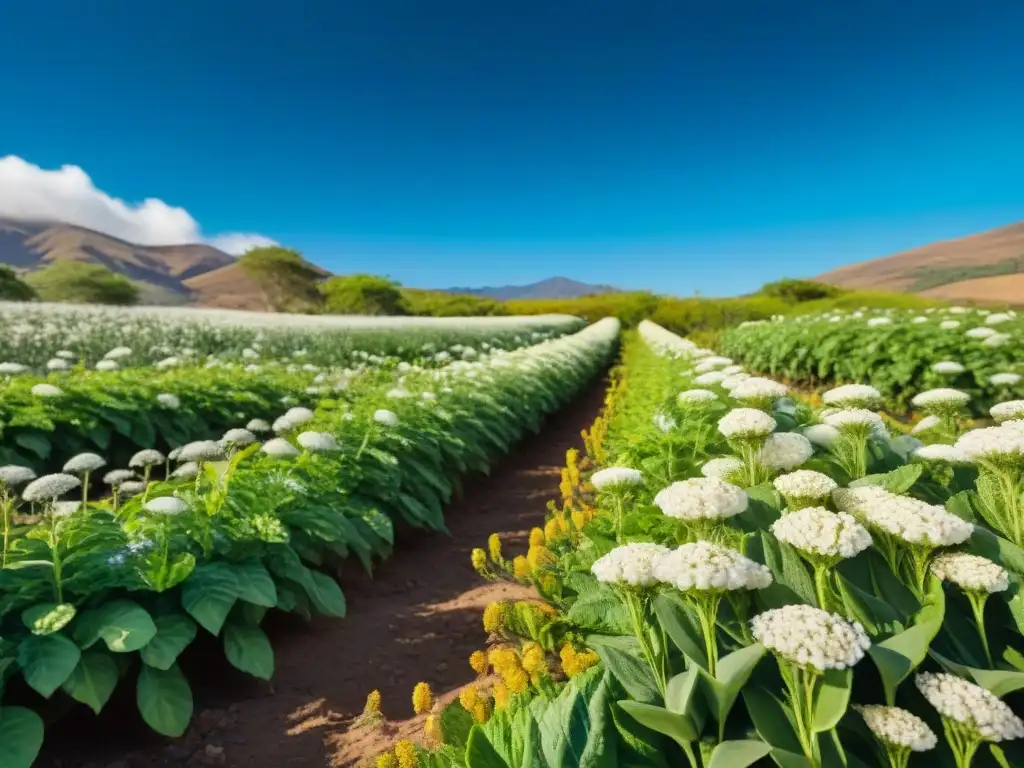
[17,634,82,698]
[140,613,198,671]
[850,464,922,494]
[14,431,51,460]
[466,725,511,768]
[232,561,278,607]
[743,686,802,754]
[652,592,707,669]
[181,562,239,635]
[61,651,119,714]
[306,570,346,617]
[94,600,158,652]
[21,602,76,635]
[618,701,698,748]
[137,663,193,737]
[708,740,773,768]
[439,699,475,751]
[699,643,765,734]
[590,640,660,704]
[223,622,274,680]
[0,707,45,768]
[812,668,851,733]
[761,532,817,606]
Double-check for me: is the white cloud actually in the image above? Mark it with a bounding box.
[0,155,277,255]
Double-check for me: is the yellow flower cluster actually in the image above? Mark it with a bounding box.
[512,555,530,580]
[394,740,419,768]
[469,649,489,676]
[482,600,508,634]
[487,533,503,564]
[376,753,399,768]
[528,527,545,548]
[560,643,600,678]
[520,641,546,676]
[526,544,556,570]
[364,689,382,714]
[470,547,487,573]
[488,646,531,694]
[423,713,441,743]
[411,682,434,715]
[458,684,491,724]
[492,680,510,709]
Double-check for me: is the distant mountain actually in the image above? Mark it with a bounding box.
[818,220,1024,304]
[445,277,619,301]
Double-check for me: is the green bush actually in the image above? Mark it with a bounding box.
[400,288,507,317]
[758,278,843,302]
[26,262,139,305]
[0,265,37,301]
[320,274,408,315]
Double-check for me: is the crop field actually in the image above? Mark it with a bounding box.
[720,306,1022,414]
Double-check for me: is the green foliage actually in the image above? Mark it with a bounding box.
[401,288,508,317]
[0,266,37,301]
[26,262,139,305]
[758,278,843,303]
[907,255,1024,292]
[319,273,408,315]
[236,246,323,312]
[507,292,662,327]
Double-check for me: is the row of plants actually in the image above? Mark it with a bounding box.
[0,318,621,767]
[382,319,1024,768]
[0,301,582,369]
[719,306,1021,414]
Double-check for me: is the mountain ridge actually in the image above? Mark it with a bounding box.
[444,276,619,301]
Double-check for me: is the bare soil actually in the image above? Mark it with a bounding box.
[38,377,608,768]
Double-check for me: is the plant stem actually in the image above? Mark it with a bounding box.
[814,566,832,612]
[968,592,993,667]
[50,513,63,603]
[1,495,11,568]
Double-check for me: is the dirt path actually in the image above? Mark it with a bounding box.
[40,377,607,768]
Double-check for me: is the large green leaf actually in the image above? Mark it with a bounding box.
[21,602,76,635]
[652,592,707,669]
[590,639,660,704]
[223,621,274,680]
[17,634,82,698]
[465,725,511,768]
[136,663,193,737]
[812,668,851,733]
[617,701,698,749]
[232,560,278,607]
[743,686,802,754]
[73,600,157,653]
[140,613,198,671]
[0,707,45,768]
[708,740,773,768]
[61,651,119,714]
[850,464,922,494]
[181,562,239,635]
[698,643,765,738]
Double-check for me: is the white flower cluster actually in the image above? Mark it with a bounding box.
[129,449,165,468]
[718,408,776,439]
[854,705,937,752]
[297,431,340,452]
[823,409,888,438]
[730,377,788,402]
[0,465,37,487]
[771,507,872,560]
[751,604,870,671]
[930,552,1008,593]
[591,467,644,490]
[591,543,671,587]
[955,424,1024,463]
[261,438,301,459]
[911,415,942,434]
[833,486,973,547]
[653,478,748,521]
[373,409,400,427]
[222,428,257,446]
[144,496,190,516]
[915,673,1024,742]
[693,371,727,386]
[932,361,966,375]
[773,470,838,503]
[22,473,82,502]
[990,373,1022,387]
[992,401,1024,424]
[178,440,225,462]
[803,423,840,448]
[653,412,677,433]
[677,389,719,406]
[911,444,972,464]
[700,457,743,480]
[911,388,971,410]
[822,384,882,409]
[756,432,814,471]
[63,453,107,474]
[651,541,772,592]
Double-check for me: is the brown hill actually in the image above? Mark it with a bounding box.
[818,221,1024,303]
[183,263,274,310]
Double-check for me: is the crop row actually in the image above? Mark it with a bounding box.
[719,306,1022,414]
[0,318,621,767]
[0,301,583,369]
[392,320,1024,768]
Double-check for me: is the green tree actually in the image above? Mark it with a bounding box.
[320,274,409,315]
[0,265,38,301]
[758,278,843,303]
[26,262,139,305]
[236,246,323,312]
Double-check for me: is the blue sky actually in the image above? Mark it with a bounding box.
[1,0,1022,296]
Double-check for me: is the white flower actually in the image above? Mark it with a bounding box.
[143,496,190,516]
[773,470,837,503]
[930,552,1008,593]
[246,418,272,433]
[757,432,814,471]
[718,408,776,439]
[983,333,1012,348]
[931,361,965,375]
[991,373,1022,388]
[888,435,925,460]
[178,440,224,462]
[823,409,888,439]
[912,316,929,324]
[694,371,727,386]
[912,388,970,409]
[591,467,643,490]
[104,346,132,360]
[31,383,64,397]
[653,412,677,432]
[261,437,301,459]
[170,462,200,480]
[156,393,181,410]
[95,360,119,371]
[272,415,296,433]
[720,373,751,392]
[119,481,146,497]
[867,317,893,327]
[915,673,1024,742]
[677,389,719,406]
[222,428,257,446]
[283,406,315,426]
[730,377,788,402]
[966,327,997,339]
[700,457,744,480]
[912,444,973,464]
[591,543,672,587]
[129,449,165,468]
[822,384,882,409]
[955,425,1024,463]
[374,409,399,427]
[854,705,937,752]
[52,501,81,518]
[653,478,748,521]
[22,473,82,502]
[751,604,870,671]
[832,486,973,547]
[985,312,1013,326]
[803,424,840,448]
[296,431,340,452]
[992,401,1024,423]
[0,466,37,487]
[63,452,106,474]
[0,362,28,374]
[911,415,943,434]
[771,507,872,560]
[940,320,961,330]
[652,541,771,592]
[46,358,70,371]
[103,469,136,486]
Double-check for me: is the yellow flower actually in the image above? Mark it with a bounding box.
[526,545,555,570]
[560,643,599,677]
[528,527,545,547]
[544,518,561,542]
[411,682,434,715]
[394,739,419,768]
[521,642,546,675]
[376,752,399,768]
[459,685,480,711]
[482,601,506,634]
[470,548,487,572]
[487,646,519,671]
[503,665,530,694]
[487,533,502,563]
[538,573,557,592]
[364,689,382,714]
[469,650,489,676]
[512,555,530,580]
[424,713,441,742]
[470,698,490,724]
[492,681,510,709]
